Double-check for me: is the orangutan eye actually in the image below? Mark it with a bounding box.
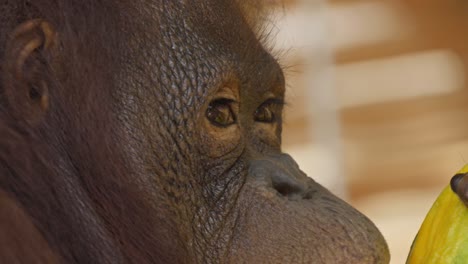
[254,99,284,123]
[254,105,274,123]
[206,98,236,127]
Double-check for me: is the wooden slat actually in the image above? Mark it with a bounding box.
[334,38,435,65]
[347,140,468,199]
[279,0,468,200]
[341,90,468,127]
[342,91,468,198]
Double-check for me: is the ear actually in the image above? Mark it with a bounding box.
[2,19,57,125]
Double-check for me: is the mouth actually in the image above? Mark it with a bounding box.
[229,182,390,263]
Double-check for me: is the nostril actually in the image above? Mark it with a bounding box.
[272,181,301,197]
[271,179,313,200]
[249,154,314,200]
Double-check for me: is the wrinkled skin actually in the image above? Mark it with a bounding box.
[0,0,390,263]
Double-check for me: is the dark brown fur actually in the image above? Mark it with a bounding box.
[1,1,182,263]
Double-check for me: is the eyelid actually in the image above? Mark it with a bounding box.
[206,98,237,128]
[253,97,285,123]
[261,98,285,107]
[212,98,236,105]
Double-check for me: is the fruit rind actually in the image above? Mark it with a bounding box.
[406,165,468,264]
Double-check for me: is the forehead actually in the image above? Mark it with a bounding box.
[132,2,279,76]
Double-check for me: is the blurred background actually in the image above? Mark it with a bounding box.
[266,0,468,263]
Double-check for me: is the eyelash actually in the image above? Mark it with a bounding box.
[263,98,285,108]
[206,97,285,127]
[206,98,237,127]
[254,98,285,124]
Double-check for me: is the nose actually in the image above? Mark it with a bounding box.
[249,153,314,200]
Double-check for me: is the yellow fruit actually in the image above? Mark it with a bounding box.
[406,165,468,264]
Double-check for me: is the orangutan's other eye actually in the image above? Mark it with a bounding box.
[254,99,284,123]
[206,99,236,127]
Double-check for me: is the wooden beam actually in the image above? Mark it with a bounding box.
[334,37,437,64]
